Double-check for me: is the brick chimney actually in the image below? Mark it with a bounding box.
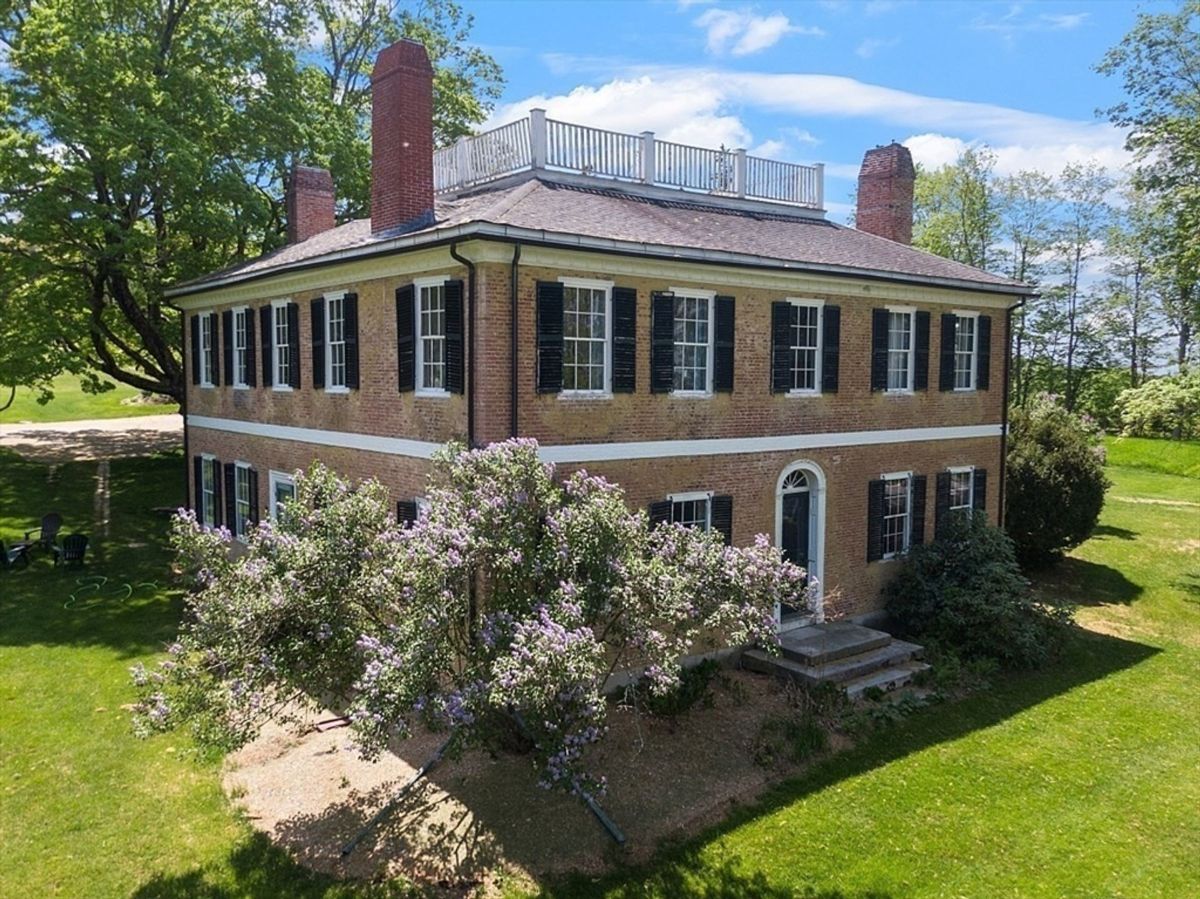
[286,164,336,244]
[855,142,915,245]
[371,39,435,235]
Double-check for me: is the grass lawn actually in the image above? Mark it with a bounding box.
[0,373,178,424]
[1,446,1197,897]
[1104,434,1200,479]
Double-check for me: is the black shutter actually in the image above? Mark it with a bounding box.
[867,479,885,562]
[286,303,301,388]
[536,280,563,394]
[396,499,419,526]
[713,296,735,393]
[260,306,273,387]
[650,292,675,393]
[910,475,927,546]
[344,292,360,390]
[976,315,991,390]
[870,309,889,392]
[223,463,236,532]
[245,309,257,387]
[822,304,840,393]
[444,280,465,394]
[710,494,733,545]
[771,301,792,393]
[396,285,415,392]
[648,500,671,528]
[914,311,930,391]
[973,468,988,511]
[612,286,637,393]
[208,313,221,386]
[210,458,223,528]
[222,310,234,386]
[248,468,260,525]
[939,313,957,392]
[192,456,203,514]
[311,297,326,390]
[935,471,952,538]
[190,315,200,385]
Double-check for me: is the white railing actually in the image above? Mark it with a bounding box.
[433,109,824,210]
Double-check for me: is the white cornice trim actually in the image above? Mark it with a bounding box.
[188,416,1003,463]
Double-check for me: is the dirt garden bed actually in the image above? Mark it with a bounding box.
[224,668,847,894]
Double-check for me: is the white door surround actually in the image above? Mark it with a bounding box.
[775,460,827,629]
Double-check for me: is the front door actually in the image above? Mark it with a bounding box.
[780,489,810,622]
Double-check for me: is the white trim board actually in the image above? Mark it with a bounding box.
[188,416,1002,463]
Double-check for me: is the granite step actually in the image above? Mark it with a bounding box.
[743,639,924,687]
[778,621,892,667]
[843,661,931,700]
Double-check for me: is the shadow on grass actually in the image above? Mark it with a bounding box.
[1092,524,1138,541]
[1034,556,1143,606]
[1173,572,1200,602]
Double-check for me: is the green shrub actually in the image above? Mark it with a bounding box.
[885,511,1072,668]
[754,711,827,767]
[1005,394,1110,566]
[636,658,722,718]
[1117,372,1200,439]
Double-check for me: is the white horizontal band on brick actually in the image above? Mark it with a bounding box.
[188,415,1003,464]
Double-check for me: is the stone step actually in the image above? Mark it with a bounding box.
[778,621,893,667]
[744,639,924,687]
[844,661,931,700]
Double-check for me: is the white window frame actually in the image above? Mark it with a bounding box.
[199,453,217,527]
[948,465,975,511]
[667,490,713,532]
[325,291,349,393]
[880,470,912,560]
[233,461,253,541]
[885,305,916,395]
[231,306,250,389]
[786,298,825,397]
[271,299,292,392]
[268,470,296,521]
[559,276,613,398]
[413,276,450,397]
[670,287,716,397]
[198,313,215,388]
[952,310,979,392]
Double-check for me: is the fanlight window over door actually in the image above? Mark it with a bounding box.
[781,470,809,492]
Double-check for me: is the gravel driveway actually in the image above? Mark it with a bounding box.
[0,413,183,462]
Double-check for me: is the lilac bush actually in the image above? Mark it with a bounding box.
[133,439,813,794]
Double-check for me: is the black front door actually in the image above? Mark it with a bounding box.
[781,490,810,619]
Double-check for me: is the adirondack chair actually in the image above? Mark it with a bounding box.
[25,512,62,552]
[1,539,32,571]
[53,534,89,568]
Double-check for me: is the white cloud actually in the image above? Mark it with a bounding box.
[972,7,1090,38]
[750,138,788,158]
[694,8,824,57]
[855,36,899,58]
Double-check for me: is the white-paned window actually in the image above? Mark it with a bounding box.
[949,467,974,511]
[416,280,446,393]
[272,301,291,389]
[232,307,249,388]
[327,293,347,390]
[200,456,217,526]
[673,291,713,394]
[954,313,978,391]
[788,301,822,393]
[562,278,611,393]
[269,471,296,521]
[882,472,912,558]
[669,491,711,532]
[198,314,215,387]
[234,463,252,540]
[887,309,914,392]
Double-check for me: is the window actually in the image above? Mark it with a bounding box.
[954,314,977,390]
[669,492,711,531]
[416,281,446,393]
[198,314,215,387]
[562,279,611,393]
[200,456,217,526]
[273,301,291,389]
[232,308,249,388]
[673,292,712,394]
[326,294,347,390]
[881,473,911,558]
[949,467,974,511]
[787,302,822,393]
[887,309,914,392]
[269,471,296,521]
[234,463,252,539]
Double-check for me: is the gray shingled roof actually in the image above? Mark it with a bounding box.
[171,175,1028,296]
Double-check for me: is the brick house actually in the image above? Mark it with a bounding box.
[169,39,1031,625]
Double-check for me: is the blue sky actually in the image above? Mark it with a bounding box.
[465,0,1163,222]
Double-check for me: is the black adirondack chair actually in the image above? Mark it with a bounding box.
[25,512,62,552]
[1,539,32,571]
[53,534,89,568]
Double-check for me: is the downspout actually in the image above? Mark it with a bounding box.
[509,243,522,438]
[449,243,477,447]
[998,297,1028,529]
[171,303,190,510]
